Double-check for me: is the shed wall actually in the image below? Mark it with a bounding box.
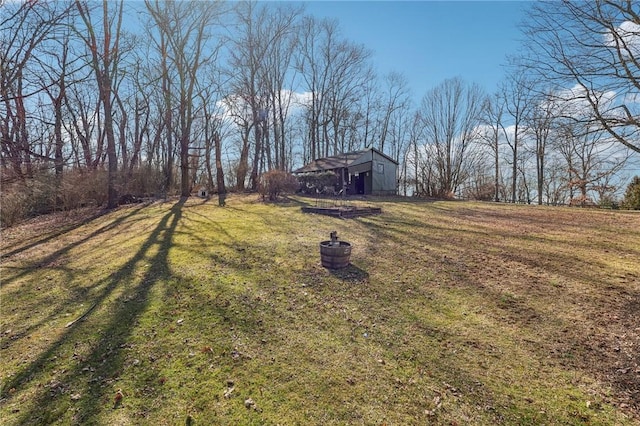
[371,151,397,195]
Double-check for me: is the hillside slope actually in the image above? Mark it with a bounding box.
[1,195,638,425]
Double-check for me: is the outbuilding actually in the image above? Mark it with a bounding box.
[293,147,398,196]
[193,186,208,198]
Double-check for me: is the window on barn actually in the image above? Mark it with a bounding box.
[376,162,384,174]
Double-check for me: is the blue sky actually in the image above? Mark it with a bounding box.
[300,1,530,104]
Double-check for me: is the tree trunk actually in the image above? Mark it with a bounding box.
[237,127,250,190]
[511,142,518,203]
[214,132,226,206]
[180,132,190,197]
[250,114,262,191]
[494,139,500,202]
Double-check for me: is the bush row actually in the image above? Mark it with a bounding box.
[0,167,167,227]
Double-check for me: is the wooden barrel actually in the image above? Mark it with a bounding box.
[319,241,352,269]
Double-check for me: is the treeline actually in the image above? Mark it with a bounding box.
[1,1,639,225]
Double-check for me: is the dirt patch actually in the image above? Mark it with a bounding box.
[445,205,640,416]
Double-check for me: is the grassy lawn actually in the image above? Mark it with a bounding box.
[1,195,638,425]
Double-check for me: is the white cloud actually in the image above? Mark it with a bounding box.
[605,20,640,58]
[215,90,315,123]
[287,90,313,108]
[551,84,618,120]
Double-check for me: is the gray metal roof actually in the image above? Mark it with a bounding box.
[292,148,397,174]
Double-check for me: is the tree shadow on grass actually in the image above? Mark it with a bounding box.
[0,205,147,289]
[328,264,369,284]
[0,208,107,260]
[352,204,640,418]
[2,198,185,424]
[0,205,152,359]
[268,195,311,208]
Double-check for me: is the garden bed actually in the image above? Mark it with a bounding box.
[301,206,382,218]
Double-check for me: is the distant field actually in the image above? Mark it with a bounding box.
[1,195,638,425]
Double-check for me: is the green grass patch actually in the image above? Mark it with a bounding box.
[1,196,638,425]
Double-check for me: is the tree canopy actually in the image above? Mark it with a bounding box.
[1,0,639,225]
[521,0,640,154]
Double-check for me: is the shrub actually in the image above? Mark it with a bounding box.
[598,195,619,210]
[0,184,30,227]
[0,169,111,227]
[621,176,640,210]
[463,182,495,201]
[121,165,166,197]
[59,169,108,210]
[258,170,299,201]
[0,164,189,227]
[0,172,57,227]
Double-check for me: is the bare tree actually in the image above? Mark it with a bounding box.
[499,69,531,203]
[258,3,302,171]
[402,111,424,196]
[159,26,175,194]
[145,0,223,197]
[325,41,371,156]
[64,76,104,170]
[37,26,73,177]
[349,73,378,150]
[214,131,226,205]
[479,92,506,202]
[196,62,228,206]
[377,72,411,155]
[543,155,571,205]
[387,90,414,164]
[526,90,558,204]
[75,0,125,208]
[1,1,73,181]
[381,75,413,195]
[296,16,372,161]
[522,0,640,154]
[227,1,269,190]
[557,120,629,206]
[127,58,152,178]
[295,16,330,162]
[419,77,485,197]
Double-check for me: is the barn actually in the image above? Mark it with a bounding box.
[293,147,398,196]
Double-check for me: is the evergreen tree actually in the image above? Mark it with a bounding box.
[621,176,640,210]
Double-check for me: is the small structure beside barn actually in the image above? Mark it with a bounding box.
[293,147,398,196]
[194,186,208,198]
